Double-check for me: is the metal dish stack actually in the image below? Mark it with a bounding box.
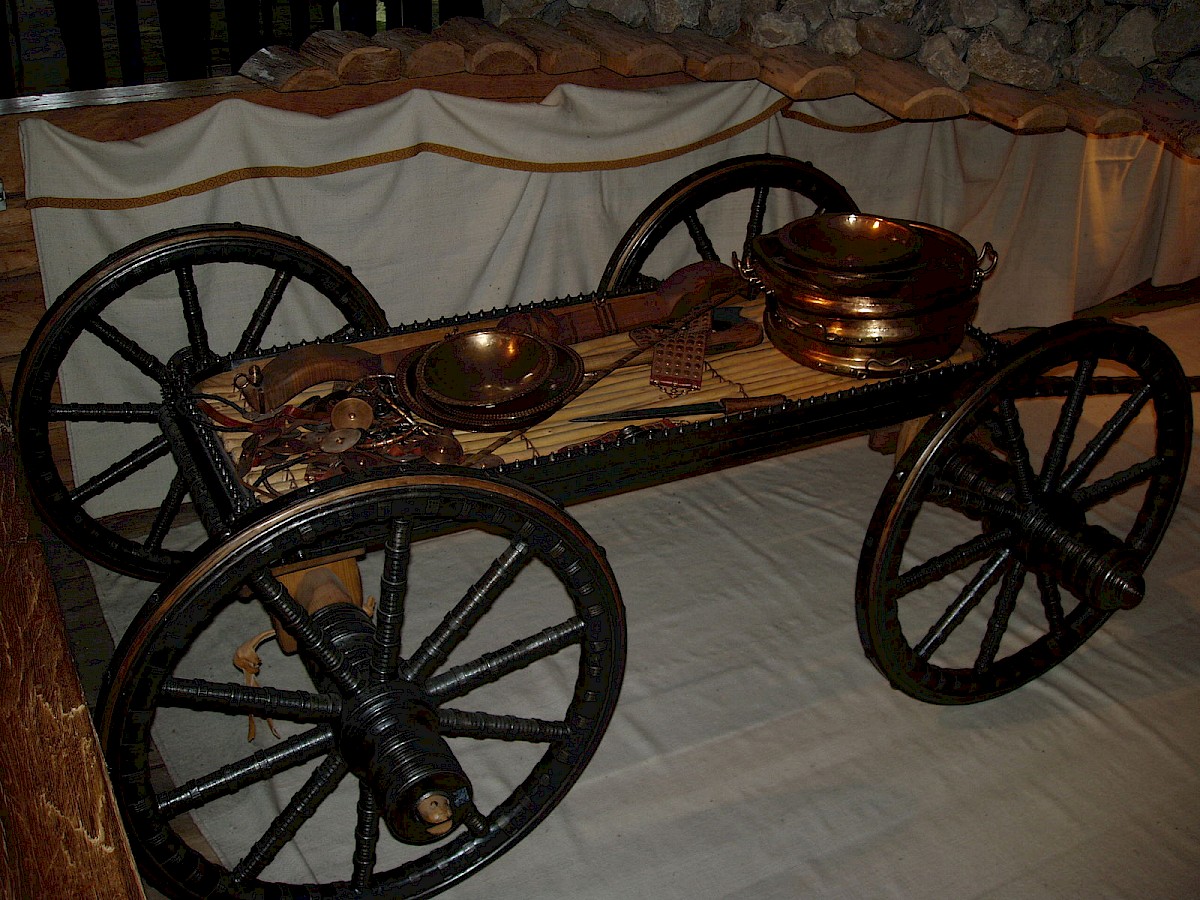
[750,214,996,377]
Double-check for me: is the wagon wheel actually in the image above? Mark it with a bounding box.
[99,469,625,899]
[13,224,389,580]
[856,320,1191,704]
[598,153,859,296]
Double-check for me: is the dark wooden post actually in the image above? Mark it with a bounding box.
[112,0,144,85]
[51,0,107,89]
[156,0,210,81]
[339,0,378,35]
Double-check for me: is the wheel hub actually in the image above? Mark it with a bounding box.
[310,602,474,844]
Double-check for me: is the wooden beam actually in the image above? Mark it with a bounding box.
[660,28,759,82]
[559,10,683,77]
[1047,82,1143,135]
[499,18,601,75]
[843,50,969,120]
[733,40,855,100]
[964,75,1068,134]
[434,18,537,76]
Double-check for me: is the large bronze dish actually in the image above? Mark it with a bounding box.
[416,328,556,408]
[397,342,584,432]
[776,213,923,270]
[764,304,963,377]
[765,294,979,346]
[753,220,996,316]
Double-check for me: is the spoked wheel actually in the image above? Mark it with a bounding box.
[99,470,625,899]
[13,224,389,579]
[857,320,1191,704]
[597,153,858,295]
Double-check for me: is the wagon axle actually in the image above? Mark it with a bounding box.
[308,600,477,845]
[938,444,1145,611]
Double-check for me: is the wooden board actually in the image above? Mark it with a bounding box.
[434,17,537,76]
[499,17,601,75]
[964,75,1068,134]
[0,397,145,899]
[661,28,759,82]
[559,9,683,77]
[843,50,969,120]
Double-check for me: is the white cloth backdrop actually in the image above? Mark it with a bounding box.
[18,82,1200,520]
[91,305,1200,898]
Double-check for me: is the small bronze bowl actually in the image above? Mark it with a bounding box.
[416,329,556,409]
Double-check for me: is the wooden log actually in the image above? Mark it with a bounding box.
[842,50,969,120]
[964,75,1068,134]
[732,39,855,100]
[660,28,759,82]
[238,45,342,92]
[300,30,405,84]
[560,10,683,77]
[499,17,601,75]
[373,27,467,77]
[434,17,537,75]
[1047,82,1142,135]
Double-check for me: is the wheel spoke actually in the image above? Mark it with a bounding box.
[914,550,1013,660]
[231,753,348,885]
[176,264,213,363]
[160,676,340,720]
[1038,358,1096,492]
[403,535,533,683]
[235,268,292,355]
[86,316,167,383]
[974,561,1027,674]
[1035,570,1067,635]
[48,401,159,423]
[683,210,719,262]
[1060,384,1151,492]
[1073,456,1165,510]
[249,570,364,697]
[156,726,334,820]
[994,398,1036,504]
[70,434,171,505]
[425,617,586,702]
[144,470,189,553]
[895,528,1014,596]
[437,708,572,743]
[742,184,769,261]
[351,783,380,890]
[370,518,413,685]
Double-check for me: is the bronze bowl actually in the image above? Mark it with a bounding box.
[776,213,923,270]
[416,329,556,409]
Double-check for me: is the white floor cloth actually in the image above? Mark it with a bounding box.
[91,305,1200,898]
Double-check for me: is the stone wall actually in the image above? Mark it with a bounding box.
[481,0,1200,104]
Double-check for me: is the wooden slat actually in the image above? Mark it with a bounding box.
[843,50,969,120]
[734,40,855,100]
[434,18,537,76]
[1047,82,1142,135]
[964,75,1068,134]
[560,9,683,77]
[660,28,759,82]
[499,17,601,75]
[238,45,342,92]
[373,27,467,78]
[301,30,405,84]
